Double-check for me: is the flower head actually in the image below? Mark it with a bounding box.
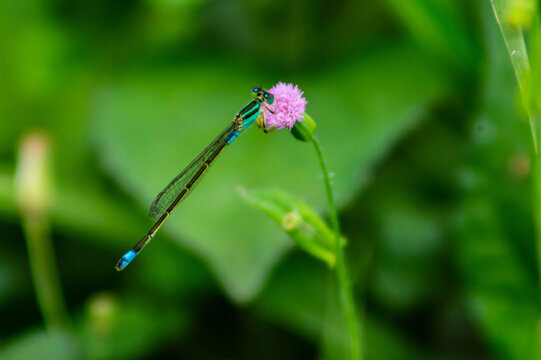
[263,82,307,130]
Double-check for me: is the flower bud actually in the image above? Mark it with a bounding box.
[291,113,316,142]
[15,132,51,218]
[88,292,117,335]
[239,188,342,267]
[282,212,302,231]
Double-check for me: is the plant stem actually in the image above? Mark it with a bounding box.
[312,136,361,360]
[15,132,69,332]
[23,213,69,332]
[532,136,541,318]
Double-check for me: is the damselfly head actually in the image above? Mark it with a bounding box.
[263,91,274,105]
[251,86,274,105]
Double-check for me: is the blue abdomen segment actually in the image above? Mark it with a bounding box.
[226,131,240,144]
[116,249,137,271]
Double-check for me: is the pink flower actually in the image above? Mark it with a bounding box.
[263,82,307,130]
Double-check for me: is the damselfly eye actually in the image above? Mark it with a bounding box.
[252,87,260,93]
[265,93,275,104]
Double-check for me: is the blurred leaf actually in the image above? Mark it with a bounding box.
[382,0,476,71]
[89,41,449,302]
[491,0,531,90]
[455,199,538,360]
[0,252,24,308]
[239,187,338,266]
[133,239,215,297]
[252,253,459,360]
[453,2,539,359]
[529,10,541,118]
[491,0,540,150]
[0,166,15,216]
[78,292,187,360]
[371,195,444,312]
[135,0,206,52]
[0,0,94,167]
[0,329,76,360]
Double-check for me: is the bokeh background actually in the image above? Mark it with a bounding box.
[0,0,538,359]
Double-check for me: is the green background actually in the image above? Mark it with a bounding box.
[0,0,538,358]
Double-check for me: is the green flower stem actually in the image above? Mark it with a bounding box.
[312,136,361,360]
[15,133,69,332]
[23,214,69,331]
[535,155,541,359]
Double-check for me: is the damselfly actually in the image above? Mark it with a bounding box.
[115,87,275,271]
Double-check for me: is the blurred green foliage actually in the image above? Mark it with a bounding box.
[0,0,538,359]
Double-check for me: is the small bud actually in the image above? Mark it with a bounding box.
[15,132,52,218]
[88,292,116,335]
[291,113,317,142]
[282,212,302,231]
[239,188,342,267]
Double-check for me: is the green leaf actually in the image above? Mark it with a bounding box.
[453,3,539,359]
[381,0,476,70]
[78,292,187,360]
[238,187,338,267]
[88,42,449,302]
[491,0,539,150]
[455,200,538,360]
[252,254,459,360]
[370,195,445,313]
[0,330,76,360]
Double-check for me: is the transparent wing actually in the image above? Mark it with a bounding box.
[149,121,237,220]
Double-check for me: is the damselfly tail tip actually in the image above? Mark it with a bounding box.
[115,249,137,271]
[115,259,128,271]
